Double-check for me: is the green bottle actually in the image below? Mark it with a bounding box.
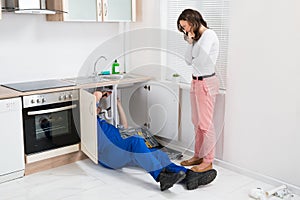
[112,59,120,74]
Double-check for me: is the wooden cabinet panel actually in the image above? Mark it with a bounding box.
[46,0,64,21]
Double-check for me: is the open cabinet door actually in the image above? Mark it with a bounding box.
[80,89,98,164]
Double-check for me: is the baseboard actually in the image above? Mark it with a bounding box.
[0,170,24,184]
[214,159,300,196]
[25,144,80,164]
[25,151,87,175]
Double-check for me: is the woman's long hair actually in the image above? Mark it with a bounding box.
[177,9,208,41]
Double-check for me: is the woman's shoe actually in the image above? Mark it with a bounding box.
[191,163,213,172]
[180,158,203,166]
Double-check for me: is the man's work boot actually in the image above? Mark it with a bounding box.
[158,169,186,191]
[184,169,217,190]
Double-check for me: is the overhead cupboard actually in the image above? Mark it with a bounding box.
[46,0,136,22]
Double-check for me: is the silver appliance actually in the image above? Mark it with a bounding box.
[22,90,80,154]
[1,0,67,14]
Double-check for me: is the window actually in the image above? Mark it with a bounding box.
[161,0,229,89]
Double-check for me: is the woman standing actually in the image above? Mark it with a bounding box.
[177,9,220,172]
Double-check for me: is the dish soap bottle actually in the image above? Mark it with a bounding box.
[112,59,120,74]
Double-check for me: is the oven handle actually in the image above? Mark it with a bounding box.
[27,104,77,116]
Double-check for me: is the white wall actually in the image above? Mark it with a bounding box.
[0,0,161,84]
[0,13,119,84]
[224,0,300,188]
[124,0,162,78]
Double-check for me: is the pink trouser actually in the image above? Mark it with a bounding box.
[190,76,219,163]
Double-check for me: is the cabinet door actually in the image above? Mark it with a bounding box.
[47,0,135,22]
[80,89,98,164]
[63,0,97,21]
[102,0,135,22]
[120,81,179,140]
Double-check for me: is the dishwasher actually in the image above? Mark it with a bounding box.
[0,97,25,183]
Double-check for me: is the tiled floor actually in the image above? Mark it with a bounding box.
[0,157,299,200]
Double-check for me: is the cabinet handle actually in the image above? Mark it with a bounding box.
[104,2,107,16]
[144,85,150,91]
[98,0,102,17]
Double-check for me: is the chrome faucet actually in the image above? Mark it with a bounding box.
[93,55,107,77]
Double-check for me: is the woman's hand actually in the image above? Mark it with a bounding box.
[184,32,195,44]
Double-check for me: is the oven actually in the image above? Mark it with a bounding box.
[22,90,80,155]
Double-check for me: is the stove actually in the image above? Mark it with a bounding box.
[1,79,76,92]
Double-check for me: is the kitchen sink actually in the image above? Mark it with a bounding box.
[99,74,123,80]
[64,76,110,85]
[98,73,140,80]
[64,73,143,85]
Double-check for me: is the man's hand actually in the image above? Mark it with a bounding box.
[94,91,103,102]
[93,91,112,101]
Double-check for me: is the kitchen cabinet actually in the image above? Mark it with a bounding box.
[47,0,136,22]
[0,97,25,183]
[79,79,179,164]
[119,81,180,140]
[99,0,136,22]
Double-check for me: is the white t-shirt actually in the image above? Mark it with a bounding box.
[185,29,219,76]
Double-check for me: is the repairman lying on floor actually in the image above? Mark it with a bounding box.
[94,91,217,191]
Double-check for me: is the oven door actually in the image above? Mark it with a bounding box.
[23,101,80,154]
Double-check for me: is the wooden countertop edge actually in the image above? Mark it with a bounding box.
[0,86,22,99]
[0,76,153,99]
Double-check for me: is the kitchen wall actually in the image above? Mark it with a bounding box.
[0,14,120,84]
[125,0,162,79]
[224,0,300,190]
[0,0,160,84]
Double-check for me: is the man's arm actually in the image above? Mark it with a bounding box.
[117,98,128,129]
[94,91,128,128]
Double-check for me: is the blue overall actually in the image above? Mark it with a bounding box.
[97,117,187,181]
